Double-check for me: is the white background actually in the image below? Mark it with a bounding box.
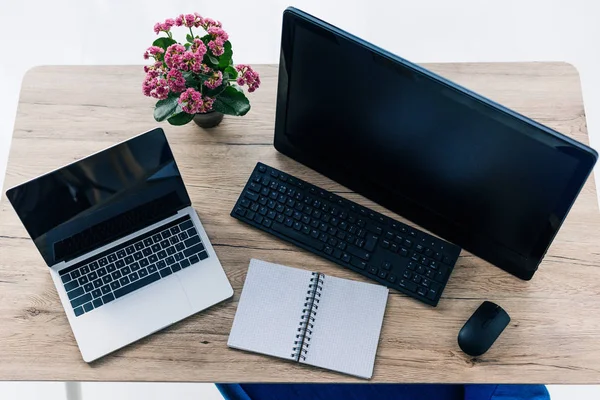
[1,1,599,398]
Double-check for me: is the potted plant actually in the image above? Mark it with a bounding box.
[143,13,261,128]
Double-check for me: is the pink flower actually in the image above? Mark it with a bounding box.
[179,88,203,114]
[144,61,165,79]
[235,64,261,93]
[153,23,162,34]
[198,95,215,113]
[208,40,224,56]
[175,14,184,26]
[192,39,207,58]
[204,70,223,89]
[143,46,165,60]
[184,14,196,28]
[167,69,186,93]
[143,75,170,99]
[201,18,222,29]
[164,44,186,69]
[200,63,212,74]
[162,18,175,31]
[193,12,204,27]
[207,26,229,42]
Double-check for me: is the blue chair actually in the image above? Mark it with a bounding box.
[216,384,550,400]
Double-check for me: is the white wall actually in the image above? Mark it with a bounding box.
[1,1,600,398]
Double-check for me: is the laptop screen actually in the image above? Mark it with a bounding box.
[6,128,191,266]
[274,9,597,278]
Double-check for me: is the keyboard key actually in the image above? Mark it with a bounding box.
[107,263,116,273]
[93,278,103,288]
[351,259,367,270]
[166,256,176,265]
[161,230,172,239]
[70,293,92,309]
[169,236,180,245]
[180,220,193,231]
[144,238,154,247]
[174,252,184,261]
[110,281,121,291]
[133,251,143,260]
[157,260,167,269]
[180,259,191,269]
[83,283,94,292]
[81,266,90,275]
[398,279,417,292]
[368,266,378,275]
[160,240,170,249]
[71,270,81,279]
[107,254,117,263]
[378,270,388,279]
[129,272,139,281]
[341,253,351,263]
[186,227,198,237]
[125,255,134,264]
[102,275,112,284]
[122,266,131,275]
[119,276,130,286]
[171,226,181,235]
[98,257,108,267]
[74,306,84,317]
[140,259,150,268]
[417,287,427,297]
[93,298,103,308]
[183,243,206,258]
[272,223,325,251]
[344,242,370,259]
[172,264,182,272]
[99,285,109,295]
[65,280,80,293]
[83,302,94,312]
[98,267,107,277]
[158,250,167,259]
[102,293,116,304]
[148,254,159,263]
[139,268,149,278]
[91,289,102,298]
[67,286,84,300]
[143,248,152,257]
[61,273,71,284]
[114,272,161,299]
[160,268,172,278]
[382,261,392,270]
[166,246,176,256]
[198,251,208,260]
[189,254,200,264]
[388,274,397,284]
[151,244,161,253]
[178,231,188,241]
[148,264,158,273]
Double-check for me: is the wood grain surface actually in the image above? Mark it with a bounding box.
[0,63,599,383]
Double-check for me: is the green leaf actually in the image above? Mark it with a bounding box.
[208,55,219,65]
[154,95,179,122]
[167,111,195,126]
[182,71,201,88]
[218,41,233,69]
[184,43,191,50]
[200,34,211,44]
[224,65,238,80]
[186,34,194,43]
[152,37,177,51]
[212,86,251,116]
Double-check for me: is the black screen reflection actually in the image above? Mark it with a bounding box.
[7,128,190,266]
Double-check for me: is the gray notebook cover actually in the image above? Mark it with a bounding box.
[228,259,389,379]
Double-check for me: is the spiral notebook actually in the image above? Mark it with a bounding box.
[228,259,389,379]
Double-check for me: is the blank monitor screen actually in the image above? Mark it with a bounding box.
[274,8,598,279]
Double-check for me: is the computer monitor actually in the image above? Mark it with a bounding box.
[274,7,598,280]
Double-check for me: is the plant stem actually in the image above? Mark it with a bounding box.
[189,27,194,39]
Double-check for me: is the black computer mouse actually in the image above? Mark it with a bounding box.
[458,301,510,356]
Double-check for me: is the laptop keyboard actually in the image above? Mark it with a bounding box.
[59,215,209,317]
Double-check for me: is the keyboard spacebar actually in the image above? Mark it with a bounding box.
[113,272,161,299]
[272,223,325,251]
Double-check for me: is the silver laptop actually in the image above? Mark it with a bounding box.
[6,127,233,362]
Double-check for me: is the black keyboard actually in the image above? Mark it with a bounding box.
[59,215,209,317]
[231,162,461,306]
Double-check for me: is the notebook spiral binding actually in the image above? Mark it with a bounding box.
[291,271,325,361]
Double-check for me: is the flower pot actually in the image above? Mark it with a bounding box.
[193,111,224,129]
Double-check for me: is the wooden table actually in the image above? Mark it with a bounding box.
[1,63,599,383]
